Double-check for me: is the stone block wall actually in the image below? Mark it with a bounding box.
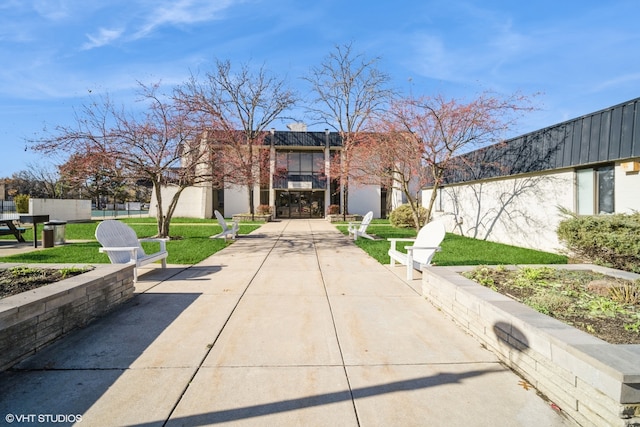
[422,265,640,427]
[0,263,134,371]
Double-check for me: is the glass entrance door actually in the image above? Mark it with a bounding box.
[276,191,324,218]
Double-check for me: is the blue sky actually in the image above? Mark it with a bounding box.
[1,0,639,177]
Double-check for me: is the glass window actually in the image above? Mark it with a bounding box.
[597,166,614,214]
[576,165,614,215]
[276,152,288,170]
[300,153,313,173]
[288,153,300,174]
[313,152,325,173]
[576,168,594,215]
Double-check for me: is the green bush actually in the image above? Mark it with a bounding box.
[327,204,340,215]
[557,212,640,273]
[256,204,271,215]
[389,204,427,228]
[14,195,29,213]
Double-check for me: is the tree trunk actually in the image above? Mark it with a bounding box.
[248,186,255,221]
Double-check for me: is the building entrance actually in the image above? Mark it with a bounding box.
[275,191,324,218]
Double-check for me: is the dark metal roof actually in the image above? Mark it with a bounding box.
[265,131,343,148]
[440,96,640,185]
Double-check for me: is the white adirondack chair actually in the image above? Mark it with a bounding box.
[348,211,374,241]
[95,220,168,282]
[211,210,239,240]
[387,220,446,280]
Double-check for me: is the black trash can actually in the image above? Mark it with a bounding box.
[42,224,54,248]
[44,220,67,245]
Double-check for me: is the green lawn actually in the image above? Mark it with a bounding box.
[1,218,567,267]
[335,221,568,266]
[0,218,262,265]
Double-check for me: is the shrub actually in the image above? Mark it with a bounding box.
[557,212,640,273]
[256,204,272,215]
[327,204,340,215]
[389,204,427,228]
[14,195,29,213]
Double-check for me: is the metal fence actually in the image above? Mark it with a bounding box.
[91,209,151,219]
[0,200,16,215]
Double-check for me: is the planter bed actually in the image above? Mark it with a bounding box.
[422,264,640,427]
[326,214,362,223]
[0,263,134,371]
[232,214,271,222]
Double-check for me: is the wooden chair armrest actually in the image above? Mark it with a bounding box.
[405,245,442,253]
[139,238,168,250]
[387,238,416,252]
[99,246,139,263]
[99,246,140,252]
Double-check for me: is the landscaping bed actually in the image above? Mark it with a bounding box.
[462,265,640,344]
[421,264,640,427]
[0,263,134,371]
[0,266,91,299]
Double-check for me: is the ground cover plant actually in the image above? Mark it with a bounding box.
[557,211,640,273]
[0,266,92,299]
[0,218,261,265]
[463,265,640,344]
[335,220,568,266]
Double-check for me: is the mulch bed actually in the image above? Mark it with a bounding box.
[463,266,640,345]
[0,267,89,299]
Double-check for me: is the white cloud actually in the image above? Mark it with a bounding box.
[133,0,239,39]
[82,27,125,50]
[590,73,640,94]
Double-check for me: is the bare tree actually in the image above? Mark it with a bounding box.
[303,43,394,218]
[175,60,297,218]
[352,93,533,229]
[419,93,534,223]
[29,83,208,237]
[6,163,63,199]
[58,152,128,207]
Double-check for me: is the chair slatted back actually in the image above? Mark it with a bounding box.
[95,220,145,263]
[412,221,446,264]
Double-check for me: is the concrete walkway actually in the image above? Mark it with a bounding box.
[0,220,573,426]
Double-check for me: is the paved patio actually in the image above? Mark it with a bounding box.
[0,219,573,426]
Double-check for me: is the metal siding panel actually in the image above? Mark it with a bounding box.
[633,102,640,157]
[588,113,600,163]
[620,102,634,158]
[578,118,590,164]
[563,122,574,167]
[609,105,623,159]
[559,124,572,168]
[571,120,582,166]
[510,136,526,174]
[599,109,611,161]
[552,125,566,168]
[540,129,551,169]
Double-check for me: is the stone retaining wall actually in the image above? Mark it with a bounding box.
[325,214,362,223]
[0,263,134,371]
[422,265,640,427]
[232,214,271,222]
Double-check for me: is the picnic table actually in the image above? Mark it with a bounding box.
[0,219,26,243]
[19,215,50,248]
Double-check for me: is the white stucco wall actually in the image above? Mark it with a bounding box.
[615,160,640,213]
[29,198,92,222]
[149,185,212,219]
[423,170,575,253]
[223,185,251,217]
[349,184,381,218]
